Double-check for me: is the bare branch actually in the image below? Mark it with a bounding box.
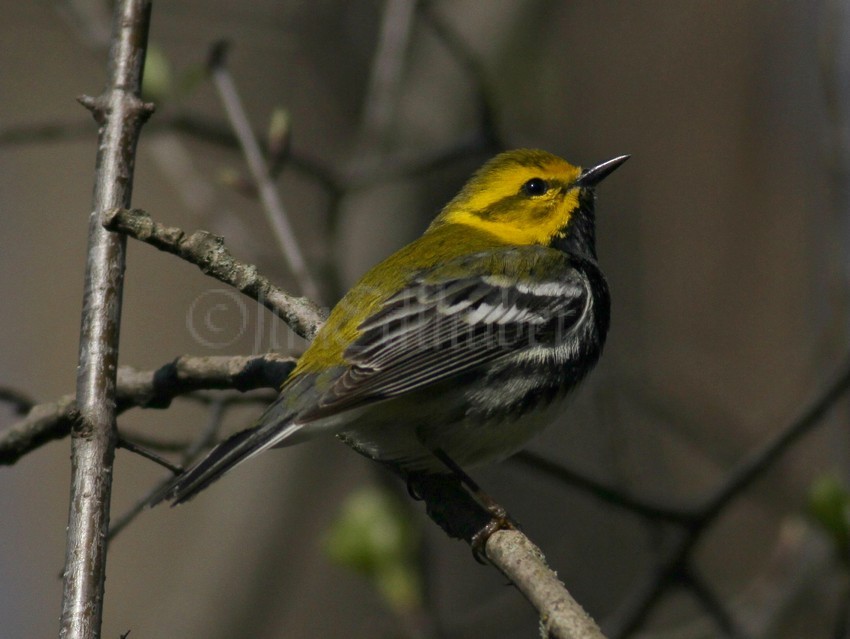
[116,354,295,406]
[0,395,78,465]
[0,354,294,466]
[103,207,326,340]
[486,530,607,639]
[60,2,154,637]
[408,473,608,638]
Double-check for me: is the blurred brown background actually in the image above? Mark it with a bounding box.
[1,1,847,637]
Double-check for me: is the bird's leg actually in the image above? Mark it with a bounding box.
[405,471,492,547]
[432,448,512,519]
[431,448,518,560]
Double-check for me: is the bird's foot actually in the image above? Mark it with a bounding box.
[470,505,518,564]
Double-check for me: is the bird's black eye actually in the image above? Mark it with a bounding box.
[522,177,549,197]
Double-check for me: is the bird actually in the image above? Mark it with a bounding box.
[160,149,627,508]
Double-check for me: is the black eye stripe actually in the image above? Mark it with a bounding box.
[522,177,549,196]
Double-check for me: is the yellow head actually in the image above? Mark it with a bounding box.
[433,149,627,255]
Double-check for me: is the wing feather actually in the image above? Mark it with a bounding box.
[301,249,590,419]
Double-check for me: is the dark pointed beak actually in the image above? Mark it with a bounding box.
[576,154,630,187]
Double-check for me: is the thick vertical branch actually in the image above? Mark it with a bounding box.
[59,2,154,638]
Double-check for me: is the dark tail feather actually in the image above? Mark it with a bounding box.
[152,420,299,506]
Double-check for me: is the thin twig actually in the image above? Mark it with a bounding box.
[207,42,321,302]
[117,436,184,474]
[109,400,230,542]
[109,481,169,542]
[107,477,178,543]
[115,392,276,451]
[341,3,503,188]
[56,0,112,49]
[60,2,153,638]
[103,207,326,339]
[161,113,344,194]
[115,432,195,452]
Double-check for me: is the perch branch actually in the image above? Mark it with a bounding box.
[408,473,608,638]
[487,530,606,639]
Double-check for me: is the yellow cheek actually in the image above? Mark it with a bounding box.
[450,189,581,246]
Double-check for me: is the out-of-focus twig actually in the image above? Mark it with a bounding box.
[697,355,850,524]
[357,0,419,154]
[103,207,326,340]
[207,42,321,302]
[680,569,747,639]
[0,387,36,414]
[418,2,503,151]
[606,354,850,638]
[512,450,697,525]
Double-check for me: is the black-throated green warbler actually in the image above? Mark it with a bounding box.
[165,149,627,504]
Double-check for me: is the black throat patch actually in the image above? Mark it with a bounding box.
[549,189,597,259]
